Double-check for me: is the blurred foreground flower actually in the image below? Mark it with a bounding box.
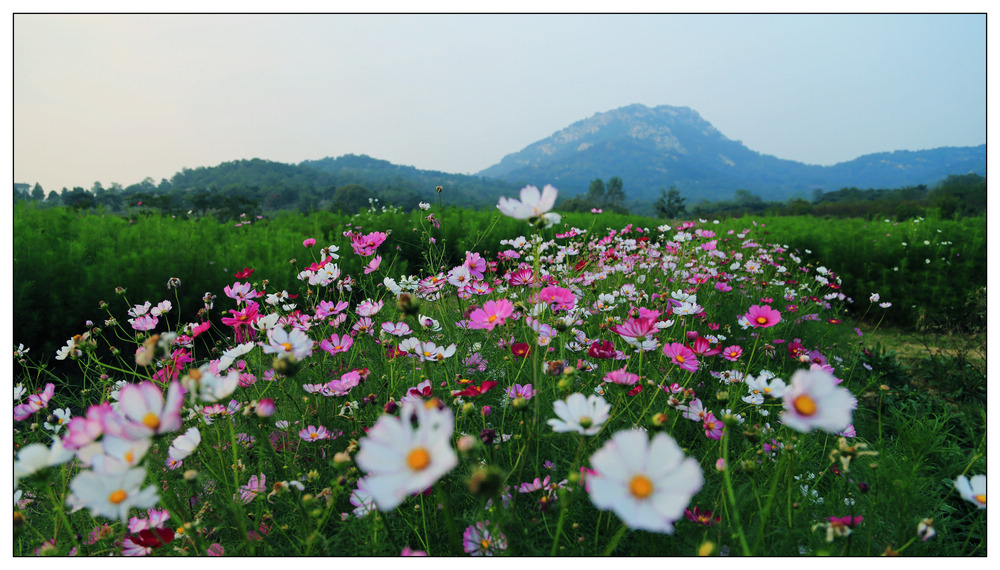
[955,474,986,509]
[497,184,561,227]
[355,402,458,511]
[588,429,703,533]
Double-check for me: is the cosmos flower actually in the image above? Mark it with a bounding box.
[745,304,781,328]
[462,520,508,556]
[954,474,986,509]
[355,402,458,511]
[780,368,854,433]
[547,393,610,436]
[497,184,558,220]
[587,429,703,534]
[69,467,160,524]
[662,342,699,373]
[467,299,515,331]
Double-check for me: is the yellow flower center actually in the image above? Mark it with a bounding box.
[423,351,432,357]
[793,394,818,416]
[629,474,654,499]
[124,450,134,464]
[488,315,497,323]
[334,345,343,351]
[282,342,293,352]
[142,412,161,430]
[975,494,986,505]
[480,538,491,550]
[675,355,685,363]
[108,489,128,504]
[756,316,769,325]
[407,447,431,471]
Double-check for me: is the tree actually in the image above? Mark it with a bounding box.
[605,177,626,208]
[586,178,606,204]
[46,190,62,205]
[31,183,45,201]
[654,186,687,219]
[330,184,374,214]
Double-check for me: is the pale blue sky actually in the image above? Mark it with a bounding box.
[13,13,986,192]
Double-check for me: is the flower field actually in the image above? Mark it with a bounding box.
[12,187,986,556]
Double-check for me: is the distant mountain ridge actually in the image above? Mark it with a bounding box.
[476,104,986,203]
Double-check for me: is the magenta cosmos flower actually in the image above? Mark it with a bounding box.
[468,299,515,331]
[745,304,781,328]
[662,342,699,372]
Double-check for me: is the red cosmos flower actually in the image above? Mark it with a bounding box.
[451,381,498,398]
[128,527,175,549]
[685,506,721,526]
[587,340,617,359]
[511,342,531,358]
[234,267,255,279]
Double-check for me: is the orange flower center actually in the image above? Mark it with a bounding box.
[281,342,293,352]
[142,412,161,430]
[793,394,818,416]
[488,315,497,323]
[629,474,654,499]
[756,316,769,325]
[675,355,685,363]
[108,489,128,504]
[975,494,986,505]
[407,447,431,471]
[480,538,491,550]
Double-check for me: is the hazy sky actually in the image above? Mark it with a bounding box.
[13,13,987,192]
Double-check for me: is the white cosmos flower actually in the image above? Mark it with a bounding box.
[780,368,854,434]
[355,402,458,511]
[588,429,703,533]
[69,467,160,524]
[954,474,986,509]
[497,185,558,220]
[548,393,610,436]
[14,436,74,486]
[168,427,202,461]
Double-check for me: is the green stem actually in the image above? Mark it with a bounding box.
[602,523,629,556]
[721,429,752,555]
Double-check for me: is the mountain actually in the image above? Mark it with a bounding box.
[476,104,986,203]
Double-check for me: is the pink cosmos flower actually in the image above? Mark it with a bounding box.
[320,333,353,355]
[462,520,508,556]
[610,316,659,340]
[364,255,382,274]
[662,342,699,372]
[604,367,640,386]
[715,282,732,292]
[538,285,576,311]
[299,425,332,441]
[224,281,257,304]
[505,383,536,400]
[14,383,55,422]
[381,321,413,337]
[303,238,316,247]
[220,301,260,343]
[350,231,387,257]
[745,304,781,328]
[468,299,515,331]
[721,345,743,361]
[703,412,723,440]
[236,474,266,503]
